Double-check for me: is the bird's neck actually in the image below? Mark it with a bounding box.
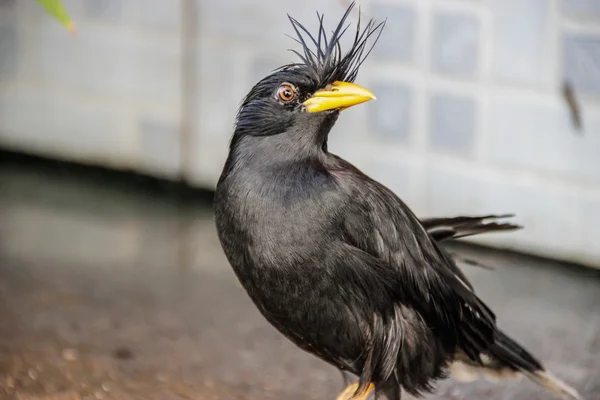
[225,113,339,176]
[227,132,327,175]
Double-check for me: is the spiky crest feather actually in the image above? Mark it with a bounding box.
[281,1,386,87]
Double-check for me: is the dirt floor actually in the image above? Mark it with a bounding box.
[0,154,599,400]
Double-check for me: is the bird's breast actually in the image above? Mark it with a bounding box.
[215,167,351,284]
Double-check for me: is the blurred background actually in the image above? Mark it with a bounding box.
[0,1,599,399]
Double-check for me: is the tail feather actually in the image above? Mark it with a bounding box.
[422,214,582,399]
[448,252,495,270]
[422,214,521,242]
[424,214,521,271]
[524,370,583,400]
[491,329,542,372]
[451,329,583,400]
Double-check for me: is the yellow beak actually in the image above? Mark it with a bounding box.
[303,81,376,113]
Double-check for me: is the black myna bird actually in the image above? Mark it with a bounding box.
[214,3,582,399]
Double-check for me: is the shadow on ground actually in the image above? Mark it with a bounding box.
[0,155,599,400]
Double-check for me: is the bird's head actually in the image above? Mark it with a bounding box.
[231,2,385,155]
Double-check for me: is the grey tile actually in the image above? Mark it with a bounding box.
[581,195,600,259]
[0,0,15,9]
[84,0,122,22]
[0,84,129,160]
[369,3,416,63]
[366,159,411,199]
[136,0,181,28]
[0,86,34,141]
[32,23,137,96]
[251,58,279,84]
[481,180,583,255]
[562,0,600,16]
[431,11,481,77]
[133,36,181,105]
[365,158,418,211]
[490,0,550,84]
[428,92,476,156]
[193,38,239,141]
[0,24,17,78]
[199,2,340,44]
[425,164,484,216]
[139,119,181,177]
[487,98,559,170]
[563,34,600,96]
[487,95,600,182]
[367,82,413,142]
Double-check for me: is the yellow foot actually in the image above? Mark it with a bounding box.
[336,382,375,400]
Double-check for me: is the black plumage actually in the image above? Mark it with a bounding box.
[214,3,582,399]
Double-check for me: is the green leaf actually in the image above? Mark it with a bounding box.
[35,0,76,35]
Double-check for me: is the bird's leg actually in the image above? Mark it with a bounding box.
[336,381,375,400]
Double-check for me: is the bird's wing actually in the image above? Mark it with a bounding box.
[421,215,521,242]
[340,176,498,362]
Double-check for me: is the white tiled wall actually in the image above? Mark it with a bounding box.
[0,0,599,268]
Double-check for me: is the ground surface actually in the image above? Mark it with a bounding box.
[0,155,599,400]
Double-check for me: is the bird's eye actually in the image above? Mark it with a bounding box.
[277,84,296,103]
